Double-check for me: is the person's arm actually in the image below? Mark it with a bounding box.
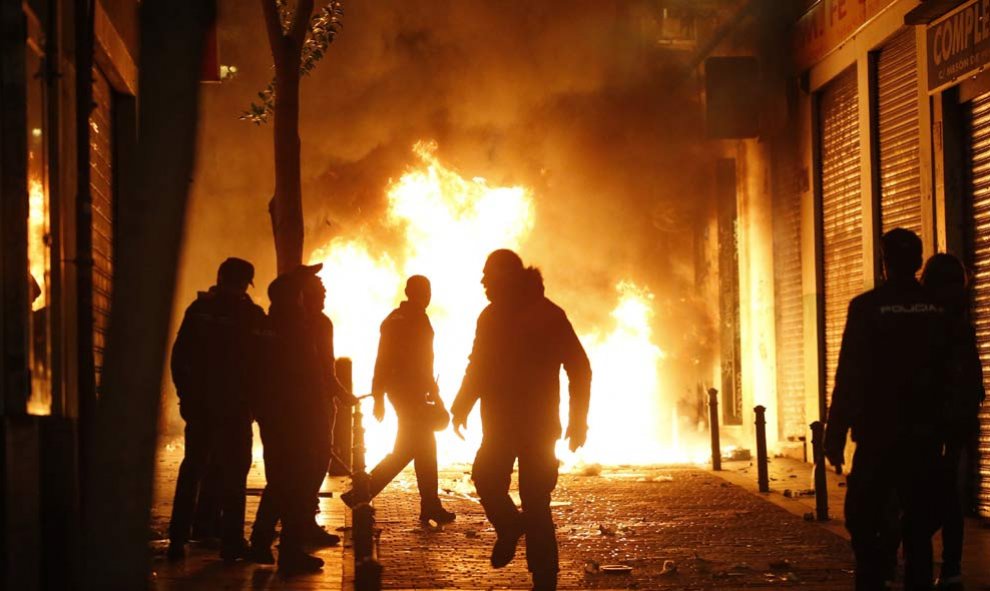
[321,318,356,405]
[824,298,869,469]
[451,315,486,437]
[170,306,199,401]
[559,311,592,451]
[371,319,393,421]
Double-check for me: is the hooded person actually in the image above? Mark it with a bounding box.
[451,249,591,591]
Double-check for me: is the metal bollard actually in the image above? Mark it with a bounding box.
[352,397,382,590]
[810,421,830,521]
[330,358,354,475]
[708,388,722,471]
[754,405,769,493]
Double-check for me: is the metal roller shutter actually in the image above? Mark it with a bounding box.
[877,29,922,237]
[819,67,864,406]
[773,188,804,439]
[966,93,990,518]
[90,66,114,394]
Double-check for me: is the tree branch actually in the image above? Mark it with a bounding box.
[260,0,285,62]
[289,0,315,46]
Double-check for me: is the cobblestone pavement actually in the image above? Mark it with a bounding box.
[369,465,855,590]
[148,437,347,590]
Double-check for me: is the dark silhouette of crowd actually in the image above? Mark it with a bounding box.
[166,250,591,589]
[166,233,984,590]
[825,228,985,591]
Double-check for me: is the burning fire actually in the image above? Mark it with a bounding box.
[28,179,48,311]
[310,142,706,467]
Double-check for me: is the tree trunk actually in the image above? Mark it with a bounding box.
[81,2,213,589]
[262,0,313,275]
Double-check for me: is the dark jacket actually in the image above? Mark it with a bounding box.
[170,287,266,421]
[825,277,951,451]
[452,274,591,440]
[257,309,345,443]
[372,301,435,410]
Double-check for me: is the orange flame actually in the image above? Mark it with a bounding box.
[310,142,707,466]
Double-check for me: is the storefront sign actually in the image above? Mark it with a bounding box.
[927,0,990,91]
[794,0,896,71]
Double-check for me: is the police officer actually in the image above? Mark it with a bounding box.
[451,250,591,591]
[250,265,353,574]
[341,275,455,524]
[920,253,985,590]
[825,229,950,591]
[168,257,265,561]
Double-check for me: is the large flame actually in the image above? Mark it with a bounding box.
[28,178,48,311]
[311,142,705,466]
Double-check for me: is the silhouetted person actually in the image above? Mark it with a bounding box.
[250,265,353,574]
[341,275,455,524]
[922,253,985,590]
[168,257,265,561]
[451,250,591,591]
[825,229,951,591]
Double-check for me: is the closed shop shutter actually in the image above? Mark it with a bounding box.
[877,29,922,237]
[965,93,990,517]
[90,66,114,394]
[819,67,864,406]
[773,188,804,439]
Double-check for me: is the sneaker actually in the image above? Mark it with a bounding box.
[166,542,186,562]
[419,506,456,525]
[278,550,324,575]
[220,541,250,562]
[936,574,964,591]
[490,525,524,569]
[303,524,341,547]
[246,544,275,565]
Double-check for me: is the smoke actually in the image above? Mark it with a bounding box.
[168,0,718,433]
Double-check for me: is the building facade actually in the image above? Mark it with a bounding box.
[0,0,138,587]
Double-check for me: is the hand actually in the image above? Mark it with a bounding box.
[565,423,587,452]
[452,412,468,440]
[373,396,385,423]
[825,447,844,473]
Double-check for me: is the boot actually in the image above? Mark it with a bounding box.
[532,569,558,591]
[419,505,456,525]
[490,522,524,569]
[278,548,324,575]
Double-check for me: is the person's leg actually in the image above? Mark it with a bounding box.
[219,420,253,557]
[939,440,965,580]
[406,415,442,514]
[473,437,522,568]
[192,463,222,540]
[366,415,416,499]
[845,445,893,591]
[518,438,560,590]
[277,450,324,574]
[169,414,212,549]
[900,442,941,591]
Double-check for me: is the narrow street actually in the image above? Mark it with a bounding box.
[149,441,858,590]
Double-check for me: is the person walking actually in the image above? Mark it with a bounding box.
[341,275,455,524]
[167,257,265,561]
[825,229,951,591]
[921,253,985,590]
[451,249,591,591]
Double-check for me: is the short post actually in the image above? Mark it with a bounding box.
[708,388,722,471]
[330,358,354,475]
[754,405,769,493]
[810,421,830,521]
[352,397,382,590]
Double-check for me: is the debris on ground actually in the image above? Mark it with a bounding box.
[579,463,603,477]
[659,560,677,575]
[783,489,815,498]
[465,530,479,539]
[769,559,793,572]
[601,564,633,574]
[584,560,600,574]
[803,512,816,521]
[598,524,617,536]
